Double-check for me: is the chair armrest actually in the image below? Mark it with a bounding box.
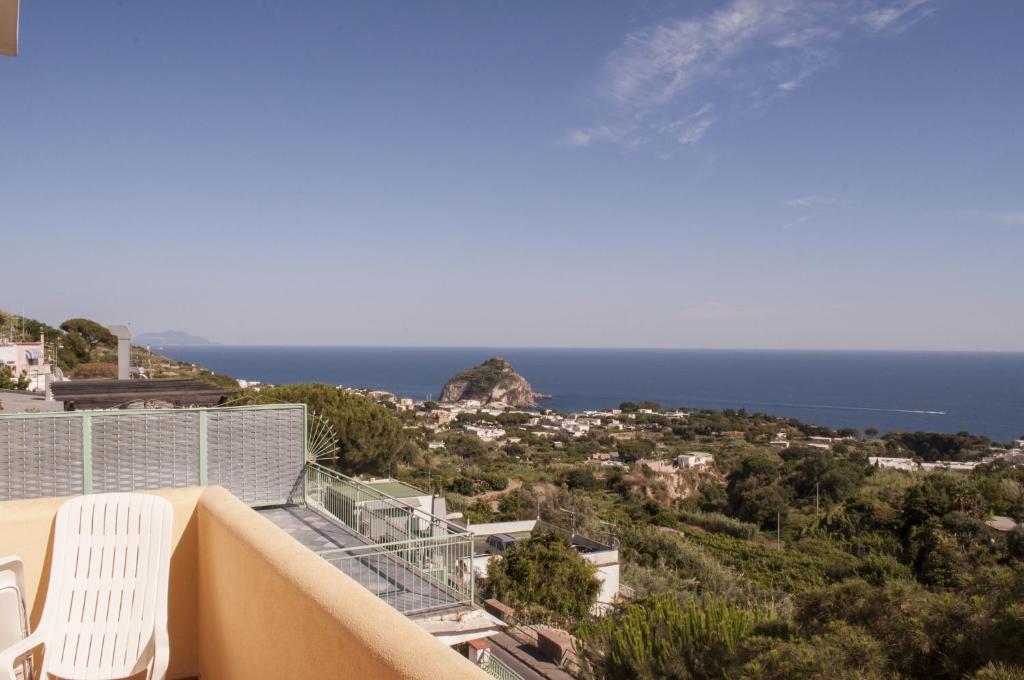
[0,556,26,599]
[0,629,43,680]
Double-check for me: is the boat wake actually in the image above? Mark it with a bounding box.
[763,402,947,416]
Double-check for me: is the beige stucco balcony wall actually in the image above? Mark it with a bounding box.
[0,486,489,680]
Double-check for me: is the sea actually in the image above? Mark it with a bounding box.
[156,347,1024,443]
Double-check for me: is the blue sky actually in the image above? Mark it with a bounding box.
[2,0,1022,350]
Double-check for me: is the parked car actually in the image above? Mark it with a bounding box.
[485,533,517,555]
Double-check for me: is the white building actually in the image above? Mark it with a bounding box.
[560,421,590,438]
[870,456,982,473]
[921,460,980,472]
[464,424,505,442]
[869,456,918,471]
[0,334,50,392]
[676,452,714,469]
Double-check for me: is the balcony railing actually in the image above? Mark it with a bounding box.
[482,653,524,680]
[303,462,474,614]
[0,404,305,505]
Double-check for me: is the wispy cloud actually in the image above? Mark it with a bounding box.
[567,0,938,150]
[781,212,819,229]
[860,0,936,32]
[997,212,1024,226]
[658,104,716,145]
[562,126,616,148]
[784,195,840,207]
[960,210,1024,226]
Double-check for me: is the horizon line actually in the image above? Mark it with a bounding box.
[145,343,1024,355]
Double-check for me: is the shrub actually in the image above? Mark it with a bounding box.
[482,532,600,625]
[680,510,759,540]
[70,362,118,379]
[578,595,764,680]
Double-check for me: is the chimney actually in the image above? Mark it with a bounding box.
[107,325,132,380]
[0,0,18,57]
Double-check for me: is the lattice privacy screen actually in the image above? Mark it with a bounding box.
[0,405,305,505]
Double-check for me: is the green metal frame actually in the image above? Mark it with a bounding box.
[81,413,93,494]
[483,654,523,680]
[304,462,475,612]
[0,402,305,420]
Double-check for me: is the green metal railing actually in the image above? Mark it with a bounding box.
[304,463,474,614]
[482,653,523,680]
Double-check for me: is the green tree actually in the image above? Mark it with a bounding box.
[783,449,863,504]
[232,384,405,474]
[617,439,656,461]
[741,621,892,680]
[445,433,487,459]
[482,532,600,624]
[565,468,600,491]
[59,318,116,350]
[726,453,792,528]
[496,489,534,520]
[1007,526,1024,561]
[57,331,90,369]
[463,499,493,524]
[0,365,15,390]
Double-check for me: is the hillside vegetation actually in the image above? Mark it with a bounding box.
[384,403,1024,679]
[0,310,236,388]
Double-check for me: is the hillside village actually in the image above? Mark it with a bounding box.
[341,382,1024,480]
[4,315,1024,679]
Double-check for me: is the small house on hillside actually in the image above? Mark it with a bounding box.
[676,452,714,469]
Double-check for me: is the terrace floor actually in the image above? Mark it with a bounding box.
[258,505,462,615]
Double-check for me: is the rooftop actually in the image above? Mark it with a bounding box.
[363,478,431,499]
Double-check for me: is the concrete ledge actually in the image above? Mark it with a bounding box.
[197,486,489,680]
[0,487,489,680]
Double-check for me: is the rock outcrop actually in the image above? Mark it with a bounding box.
[438,357,538,407]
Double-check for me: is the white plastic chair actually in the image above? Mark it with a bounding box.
[0,556,30,680]
[0,493,174,680]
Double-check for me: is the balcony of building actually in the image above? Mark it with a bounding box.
[0,405,514,678]
[0,485,491,680]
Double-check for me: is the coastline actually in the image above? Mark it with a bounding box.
[160,345,1024,442]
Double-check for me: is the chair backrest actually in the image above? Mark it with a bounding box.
[38,493,173,679]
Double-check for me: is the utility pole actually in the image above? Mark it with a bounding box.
[815,482,820,519]
[776,510,781,550]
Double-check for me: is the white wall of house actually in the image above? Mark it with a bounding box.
[0,338,50,392]
[466,519,538,535]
